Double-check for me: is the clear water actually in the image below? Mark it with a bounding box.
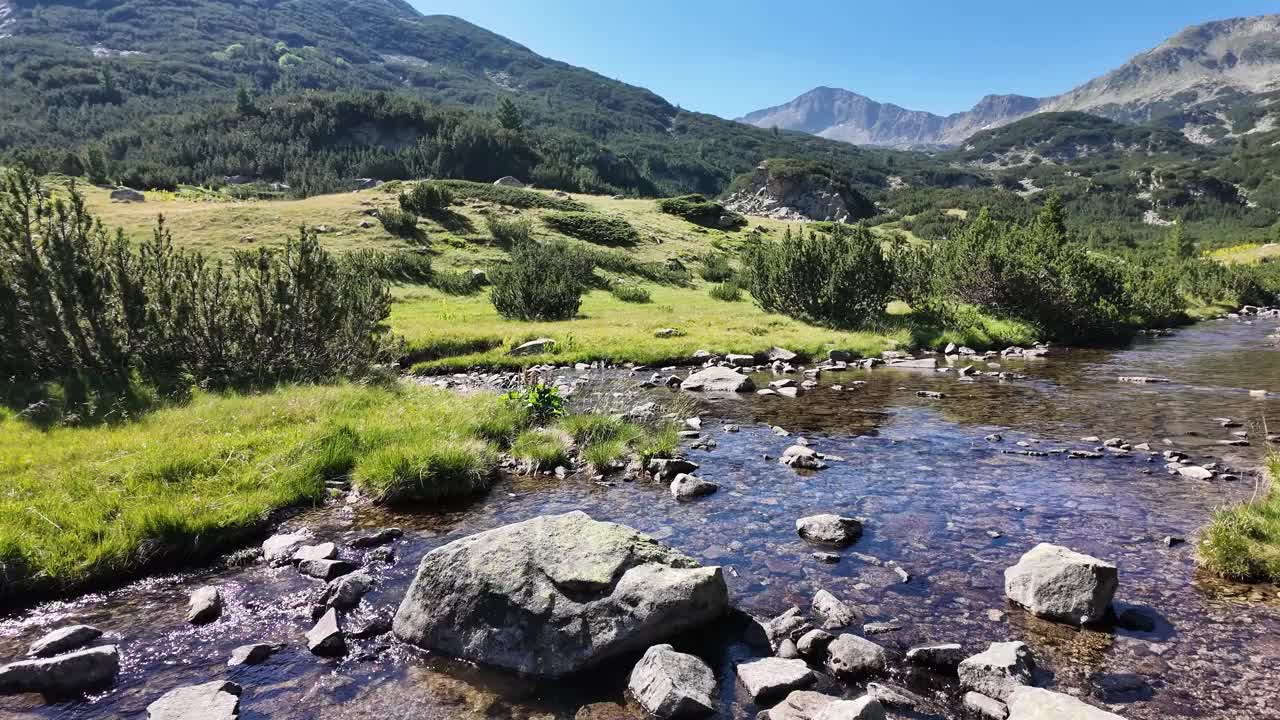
[3,317,1280,719]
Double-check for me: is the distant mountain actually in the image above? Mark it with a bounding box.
[740,13,1280,148]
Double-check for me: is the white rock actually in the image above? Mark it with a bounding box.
[736,657,815,702]
[1006,687,1123,719]
[147,680,241,720]
[1004,544,1117,624]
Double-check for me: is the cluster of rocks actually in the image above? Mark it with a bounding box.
[737,542,1123,719]
[0,525,404,717]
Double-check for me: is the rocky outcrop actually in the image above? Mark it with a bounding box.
[0,645,120,695]
[723,162,873,222]
[392,512,729,677]
[1004,544,1117,624]
[627,644,716,718]
[147,680,242,720]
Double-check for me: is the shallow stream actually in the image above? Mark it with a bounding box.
[3,317,1280,719]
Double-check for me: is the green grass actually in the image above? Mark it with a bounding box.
[511,428,573,471]
[0,383,515,601]
[1199,457,1280,582]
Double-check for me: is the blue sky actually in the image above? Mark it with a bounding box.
[409,1,1278,118]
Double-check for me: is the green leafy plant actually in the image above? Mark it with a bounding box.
[505,383,565,425]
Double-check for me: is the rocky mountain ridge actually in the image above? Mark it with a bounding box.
[740,14,1280,148]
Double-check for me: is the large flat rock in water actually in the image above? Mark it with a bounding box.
[681,367,755,392]
[392,511,729,677]
[1007,687,1123,719]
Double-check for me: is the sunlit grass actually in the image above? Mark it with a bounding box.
[1200,457,1280,582]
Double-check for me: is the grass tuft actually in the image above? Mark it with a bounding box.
[1199,458,1280,582]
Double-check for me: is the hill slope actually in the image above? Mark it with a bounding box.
[0,0,957,198]
[740,13,1280,148]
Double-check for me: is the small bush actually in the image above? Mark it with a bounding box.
[433,180,587,211]
[431,268,482,296]
[486,213,533,246]
[543,211,640,246]
[378,207,419,238]
[490,240,594,320]
[610,282,652,304]
[399,182,453,215]
[743,224,892,327]
[589,246,690,286]
[699,253,736,281]
[343,249,433,283]
[658,194,745,229]
[709,280,743,302]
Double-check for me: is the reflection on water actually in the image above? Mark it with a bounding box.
[3,318,1280,719]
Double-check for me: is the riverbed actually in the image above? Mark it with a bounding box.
[3,316,1279,719]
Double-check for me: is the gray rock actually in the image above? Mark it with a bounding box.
[726,354,756,367]
[963,691,1009,719]
[1176,465,1214,480]
[262,533,308,565]
[811,590,856,629]
[864,683,933,713]
[776,638,801,659]
[392,512,728,677]
[681,367,755,392]
[292,542,338,563]
[762,607,813,651]
[298,558,355,581]
[735,657,815,702]
[648,458,700,481]
[493,176,526,188]
[796,629,834,659]
[671,474,719,501]
[627,644,716,719]
[824,634,887,679]
[757,690,837,720]
[306,609,347,657]
[323,571,375,610]
[147,680,242,720]
[1006,687,1122,719]
[509,337,555,356]
[814,697,885,720]
[28,625,103,658]
[110,187,145,202]
[1004,544,1117,625]
[888,358,937,369]
[351,528,403,548]
[768,347,798,362]
[905,643,965,669]
[796,515,863,546]
[781,445,826,470]
[958,642,1035,701]
[0,645,120,695]
[186,586,223,625]
[227,643,279,668]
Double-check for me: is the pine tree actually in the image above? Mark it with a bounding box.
[496,97,523,132]
[1165,223,1194,259]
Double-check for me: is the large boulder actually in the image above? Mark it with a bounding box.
[627,644,716,719]
[722,162,873,223]
[509,337,556,356]
[494,176,526,188]
[958,642,1035,701]
[680,367,755,393]
[0,645,120,695]
[28,625,103,658]
[147,680,242,720]
[1006,687,1123,719]
[1004,544,1117,625]
[392,511,729,677]
[110,187,145,203]
[186,586,223,624]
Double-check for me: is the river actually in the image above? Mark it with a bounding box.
[3,316,1279,719]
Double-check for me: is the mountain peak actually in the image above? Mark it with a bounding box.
[741,12,1280,148]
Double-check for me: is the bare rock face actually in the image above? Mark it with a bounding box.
[147,680,242,720]
[1004,544,1117,625]
[722,162,873,223]
[392,512,729,677]
[627,644,716,719]
[0,645,120,695]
